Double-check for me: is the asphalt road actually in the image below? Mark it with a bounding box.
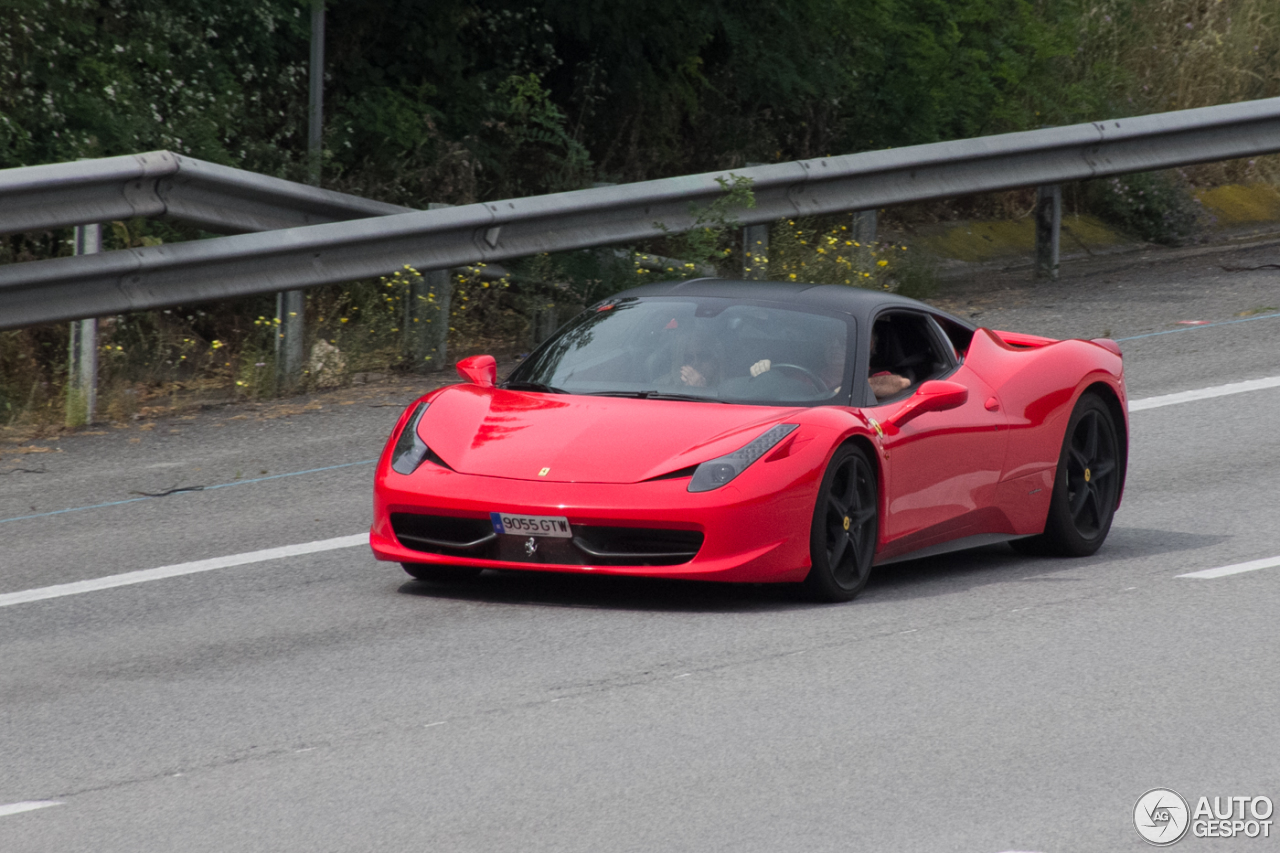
[2,242,1279,852]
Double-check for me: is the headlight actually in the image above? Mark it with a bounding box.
[688,424,798,492]
[391,402,431,475]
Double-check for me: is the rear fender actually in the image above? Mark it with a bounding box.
[966,328,1124,481]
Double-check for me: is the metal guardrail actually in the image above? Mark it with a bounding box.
[0,150,410,237]
[4,97,1280,331]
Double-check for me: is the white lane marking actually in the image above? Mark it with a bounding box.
[1129,375,1280,411]
[0,534,367,609]
[1178,555,1280,579]
[0,801,62,817]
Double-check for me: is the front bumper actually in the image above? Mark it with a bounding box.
[371,455,823,583]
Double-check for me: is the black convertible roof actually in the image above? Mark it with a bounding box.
[606,278,975,330]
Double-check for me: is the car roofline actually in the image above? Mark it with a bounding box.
[600,278,975,332]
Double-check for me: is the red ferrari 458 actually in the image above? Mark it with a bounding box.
[370,279,1128,601]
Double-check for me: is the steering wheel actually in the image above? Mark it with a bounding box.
[767,363,831,394]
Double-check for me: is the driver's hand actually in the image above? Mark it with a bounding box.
[869,373,911,398]
[680,365,708,387]
[750,359,771,377]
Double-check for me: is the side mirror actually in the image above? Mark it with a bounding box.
[456,354,497,387]
[886,380,968,428]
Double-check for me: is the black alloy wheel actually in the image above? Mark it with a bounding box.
[804,444,878,602]
[1014,393,1122,557]
[401,563,483,583]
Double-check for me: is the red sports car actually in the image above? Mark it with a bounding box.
[370,279,1128,601]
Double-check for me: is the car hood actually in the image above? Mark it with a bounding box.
[420,384,804,484]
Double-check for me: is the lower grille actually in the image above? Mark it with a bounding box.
[390,513,496,554]
[570,526,703,564]
[390,513,703,567]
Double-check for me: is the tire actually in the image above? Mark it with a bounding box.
[401,563,483,583]
[803,444,878,602]
[1013,393,1121,557]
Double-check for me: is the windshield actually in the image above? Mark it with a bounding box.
[506,297,854,406]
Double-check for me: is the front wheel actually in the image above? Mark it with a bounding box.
[401,563,483,583]
[803,444,878,602]
[1013,393,1121,557]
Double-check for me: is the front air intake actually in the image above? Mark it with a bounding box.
[390,513,702,567]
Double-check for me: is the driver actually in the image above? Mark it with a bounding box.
[867,326,910,399]
[748,333,909,399]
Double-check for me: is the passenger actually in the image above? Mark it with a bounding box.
[748,335,845,394]
[748,330,909,399]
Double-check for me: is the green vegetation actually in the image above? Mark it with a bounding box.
[9,1,1275,200]
[1086,171,1205,245]
[3,0,1280,426]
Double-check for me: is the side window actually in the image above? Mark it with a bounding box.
[868,311,953,404]
[933,315,975,357]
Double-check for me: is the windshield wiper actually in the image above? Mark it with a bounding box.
[503,381,569,394]
[590,390,723,402]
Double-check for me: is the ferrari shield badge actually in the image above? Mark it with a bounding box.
[864,414,888,458]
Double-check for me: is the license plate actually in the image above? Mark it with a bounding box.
[490,512,573,538]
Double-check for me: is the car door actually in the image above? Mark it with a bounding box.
[861,310,1008,556]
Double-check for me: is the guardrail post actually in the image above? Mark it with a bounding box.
[743,223,769,280]
[852,209,877,244]
[1035,184,1061,280]
[531,306,559,347]
[66,224,101,427]
[307,0,325,187]
[275,0,325,392]
[405,202,453,372]
[274,291,306,392]
[740,164,768,280]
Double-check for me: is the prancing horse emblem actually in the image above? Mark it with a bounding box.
[524,537,538,557]
[539,467,550,477]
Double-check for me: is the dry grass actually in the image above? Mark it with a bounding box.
[1123,0,1279,110]
[1079,0,1280,184]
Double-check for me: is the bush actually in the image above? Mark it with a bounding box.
[1087,170,1205,245]
[767,218,912,290]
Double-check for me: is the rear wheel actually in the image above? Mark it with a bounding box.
[1013,393,1121,557]
[401,563,483,583]
[803,444,878,602]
